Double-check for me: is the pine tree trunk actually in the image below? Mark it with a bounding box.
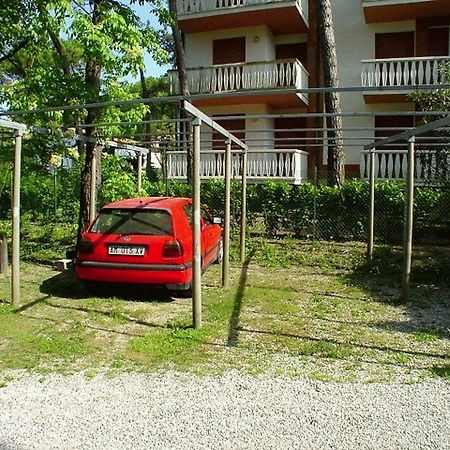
[317,0,345,186]
[168,0,193,183]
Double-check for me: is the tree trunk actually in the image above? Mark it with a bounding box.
[317,0,345,186]
[168,0,193,183]
[77,0,103,244]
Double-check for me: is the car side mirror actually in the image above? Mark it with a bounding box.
[213,217,222,225]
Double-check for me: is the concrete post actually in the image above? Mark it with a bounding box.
[401,137,415,303]
[192,118,202,328]
[0,234,8,274]
[240,150,247,263]
[137,152,143,194]
[222,140,231,288]
[367,149,375,261]
[12,130,23,309]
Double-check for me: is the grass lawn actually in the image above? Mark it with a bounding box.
[0,238,449,384]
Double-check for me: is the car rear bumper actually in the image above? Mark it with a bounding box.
[75,260,192,286]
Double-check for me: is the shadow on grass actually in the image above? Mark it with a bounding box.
[40,270,173,302]
[239,326,448,360]
[346,244,450,340]
[227,251,255,347]
[431,365,450,379]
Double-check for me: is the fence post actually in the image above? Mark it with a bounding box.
[240,150,247,263]
[12,129,23,309]
[89,145,97,224]
[222,139,231,288]
[367,149,375,261]
[192,118,202,329]
[0,234,8,274]
[137,152,143,193]
[401,137,415,303]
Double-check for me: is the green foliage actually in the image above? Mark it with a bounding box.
[98,154,140,205]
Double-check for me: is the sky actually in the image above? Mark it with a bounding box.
[130,2,172,81]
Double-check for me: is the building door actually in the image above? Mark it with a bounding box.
[275,43,307,67]
[428,27,449,56]
[212,37,246,92]
[375,32,415,59]
[212,115,245,176]
[375,115,414,178]
[213,37,246,65]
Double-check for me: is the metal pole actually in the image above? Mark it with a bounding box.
[89,146,97,224]
[12,130,23,309]
[137,152,143,194]
[222,140,231,288]
[401,137,415,303]
[367,149,375,261]
[192,118,202,328]
[240,150,247,262]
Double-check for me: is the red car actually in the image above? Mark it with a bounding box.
[75,197,223,295]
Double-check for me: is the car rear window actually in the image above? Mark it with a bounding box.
[90,209,173,236]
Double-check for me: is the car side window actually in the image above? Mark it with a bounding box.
[201,207,213,226]
[183,204,193,227]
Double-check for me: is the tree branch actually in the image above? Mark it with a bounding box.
[0,39,29,64]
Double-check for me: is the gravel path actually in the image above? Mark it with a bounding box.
[0,371,449,450]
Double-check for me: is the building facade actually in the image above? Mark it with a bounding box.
[168,0,450,182]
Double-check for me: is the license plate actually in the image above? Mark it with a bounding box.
[108,245,146,256]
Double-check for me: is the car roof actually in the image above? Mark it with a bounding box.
[101,197,191,210]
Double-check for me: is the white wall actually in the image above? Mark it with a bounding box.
[184,25,276,67]
[197,104,275,150]
[332,0,416,165]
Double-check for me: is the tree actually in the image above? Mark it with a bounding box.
[0,0,168,241]
[167,0,193,182]
[317,0,345,186]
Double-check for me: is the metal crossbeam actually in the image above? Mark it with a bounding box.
[183,101,248,151]
[364,116,450,150]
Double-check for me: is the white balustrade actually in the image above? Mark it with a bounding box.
[167,149,308,184]
[177,0,307,19]
[360,150,450,183]
[169,59,308,95]
[361,56,449,88]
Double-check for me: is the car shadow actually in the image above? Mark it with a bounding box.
[40,270,174,303]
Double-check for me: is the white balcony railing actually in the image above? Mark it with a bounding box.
[360,150,450,183]
[361,56,449,88]
[177,0,308,19]
[169,59,309,97]
[167,149,308,184]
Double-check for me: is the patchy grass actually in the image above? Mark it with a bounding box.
[0,239,449,383]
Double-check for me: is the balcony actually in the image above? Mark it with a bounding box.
[362,0,450,23]
[167,149,308,184]
[361,56,449,103]
[360,149,450,184]
[169,59,309,107]
[176,0,308,34]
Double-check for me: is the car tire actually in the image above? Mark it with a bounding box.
[82,280,105,296]
[214,238,223,265]
[172,285,192,298]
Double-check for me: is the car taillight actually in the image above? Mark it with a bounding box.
[78,237,93,254]
[163,239,183,257]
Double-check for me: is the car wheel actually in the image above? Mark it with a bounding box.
[172,285,192,298]
[82,280,105,296]
[214,238,223,265]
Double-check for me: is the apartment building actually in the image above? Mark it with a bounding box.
[168,0,450,182]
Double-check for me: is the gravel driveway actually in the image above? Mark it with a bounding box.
[0,371,449,450]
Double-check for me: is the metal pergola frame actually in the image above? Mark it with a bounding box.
[1,103,249,329]
[0,119,27,309]
[364,115,450,303]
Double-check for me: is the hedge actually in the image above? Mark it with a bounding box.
[0,154,448,243]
